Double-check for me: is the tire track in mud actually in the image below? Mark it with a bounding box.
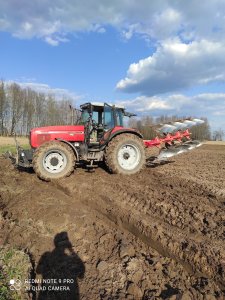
[1,144,225,297]
[4,159,217,299]
[58,167,225,289]
[116,170,225,240]
[105,179,225,287]
[155,145,225,202]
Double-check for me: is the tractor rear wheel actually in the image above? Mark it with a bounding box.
[33,141,75,181]
[105,134,146,175]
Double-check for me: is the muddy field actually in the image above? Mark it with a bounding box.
[0,144,225,299]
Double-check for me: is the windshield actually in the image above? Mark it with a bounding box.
[81,105,124,127]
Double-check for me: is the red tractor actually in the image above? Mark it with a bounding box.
[15,102,203,181]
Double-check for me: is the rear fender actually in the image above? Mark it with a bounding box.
[100,129,143,149]
[56,138,79,161]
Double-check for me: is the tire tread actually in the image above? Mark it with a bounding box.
[33,141,75,181]
[105,133,145,175]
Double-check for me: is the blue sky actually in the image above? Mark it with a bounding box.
[0,0,225,133]
[0,28,151,100]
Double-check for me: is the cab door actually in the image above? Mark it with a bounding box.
[103,103,115,130]
[99,103,115,145]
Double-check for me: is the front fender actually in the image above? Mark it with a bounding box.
[55,138,79,161]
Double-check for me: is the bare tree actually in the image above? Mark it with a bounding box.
[190,117,211,141]
[212,128,224,141]
[0,80,7,135]
[8,83,25,135]
[0,80,215,141]
[34,93,47,127]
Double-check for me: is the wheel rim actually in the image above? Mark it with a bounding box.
[117,144,141,171]
[43,150,67,174]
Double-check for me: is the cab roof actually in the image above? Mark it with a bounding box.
[80,102,125,110]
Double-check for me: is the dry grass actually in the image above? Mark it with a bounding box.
[0,137,30,154]
[203,141,225,145]
[0,136,29,146]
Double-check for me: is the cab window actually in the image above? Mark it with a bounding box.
[115,109,123,126]
[92,111,99,123]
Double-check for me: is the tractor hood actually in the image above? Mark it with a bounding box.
[30,125,85,148]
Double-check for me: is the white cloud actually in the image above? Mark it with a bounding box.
[113,1,225,95]
[22,22,33,32]
[118,95,174,112]
[6,80,82,103]
[149,8,182,40]
[44,34,69,46]
[1,1,225,44]
[1,0,225,128]
[116,39,225,95]
[44,36,59,46]
[116,93,225,130]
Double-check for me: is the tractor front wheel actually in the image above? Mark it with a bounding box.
[33,141,75,181]
[105,134,146,175]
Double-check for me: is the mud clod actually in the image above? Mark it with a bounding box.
[0,144,225,299]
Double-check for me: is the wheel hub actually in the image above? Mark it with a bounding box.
[117,144,141,171]
[43,151,67,174]
[123,152,130,160]
[50,157,59,166]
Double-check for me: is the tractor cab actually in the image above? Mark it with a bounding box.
[80,102,134,145]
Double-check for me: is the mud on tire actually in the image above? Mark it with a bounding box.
[105,133,146,175]
[33,141,75,181]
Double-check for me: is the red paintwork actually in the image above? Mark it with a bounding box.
[111,126,129,133]
[31,125,138,148]
[143,129,191,148]
[30,122,190,150]
[30,125,85,148]
[100,126,138,143]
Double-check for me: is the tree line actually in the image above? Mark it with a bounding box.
[0,80,74,136]
[0,80,223,140]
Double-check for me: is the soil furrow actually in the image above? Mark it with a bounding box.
[0,144,225,299]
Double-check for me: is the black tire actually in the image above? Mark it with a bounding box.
[33,141,75,181]
[105,134,146,175]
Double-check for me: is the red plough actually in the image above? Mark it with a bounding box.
[143,119,204,161]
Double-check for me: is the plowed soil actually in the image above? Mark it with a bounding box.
[0,144,225,300]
